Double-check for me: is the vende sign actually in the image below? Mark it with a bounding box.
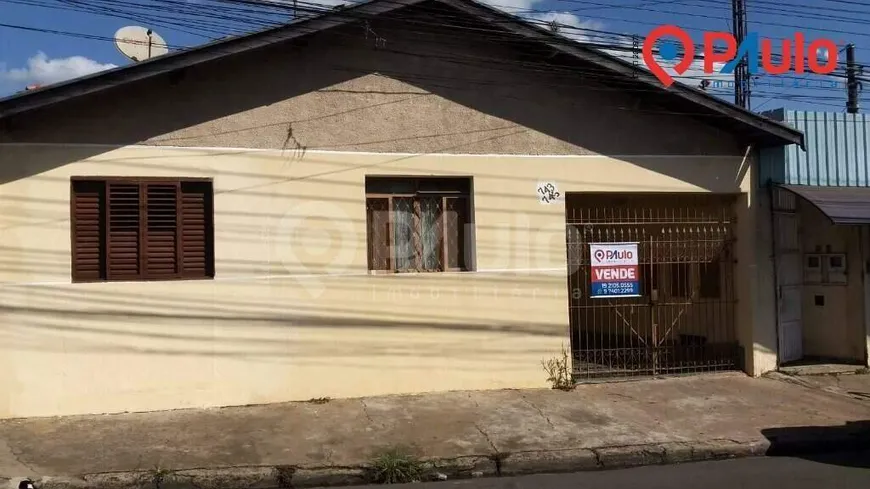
[590,243,641,298]
[593,267,637,281]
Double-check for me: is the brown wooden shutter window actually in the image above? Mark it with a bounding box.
[180,181,215,278]
[71,178,214,283]
[71,180,106,281]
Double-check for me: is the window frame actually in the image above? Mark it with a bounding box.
[645,261,724,301]
[646,260,726,302]
[365,177,472,274]
[697,261,723,299]
[69,176,216,283]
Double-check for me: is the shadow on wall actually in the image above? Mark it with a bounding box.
[0,272,565,364]
[1,315,560,370]
[0,3,760,367]
[762,421,870,468]
[1,3,748,187]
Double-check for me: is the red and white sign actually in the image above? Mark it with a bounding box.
[590,243,640,298]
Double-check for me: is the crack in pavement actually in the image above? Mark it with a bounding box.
[607,392,637,401]
[473,423,498,454]
[0,438,39,476]
[589,448,603,467]
[359,399,375,425]
[467,392,481,409]
[769,372,870,405]
[520,396,555,429]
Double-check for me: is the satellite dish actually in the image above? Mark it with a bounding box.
[114,26,168,62]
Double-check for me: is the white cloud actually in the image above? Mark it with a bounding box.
[491,2,720,89]
[534,11,608,43]
[0,52,117,88]
[484,0,730,91]
[485,0,540,15]
[476,0,608,43]
[0,4,726,96]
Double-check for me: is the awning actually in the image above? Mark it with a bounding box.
[778,184,870,225]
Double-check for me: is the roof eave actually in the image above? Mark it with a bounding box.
[439,0,804,148]
[0,0,425,119]
[0,0,807,149]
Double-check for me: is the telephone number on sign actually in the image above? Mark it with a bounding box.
[597,282,638,294]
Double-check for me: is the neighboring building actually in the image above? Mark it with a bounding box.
[0,0,802,419]
[761,109,870,368]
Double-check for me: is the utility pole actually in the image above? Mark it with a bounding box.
[732,0,750,110]
[846,43,860,114]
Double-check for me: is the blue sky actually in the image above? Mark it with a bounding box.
[0,0,866,112]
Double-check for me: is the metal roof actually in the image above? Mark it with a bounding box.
[0,0,804,149]
[778,184,870,225]
[761,109,870,186]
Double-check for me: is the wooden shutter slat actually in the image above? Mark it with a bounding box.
[107,182,141,279]
[180,181,213,278]
[71,180,106,281]
[444,196,468,271]
[145,183,179,278]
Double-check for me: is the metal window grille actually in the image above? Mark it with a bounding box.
[566,193,739,379]
[365,177,471,273]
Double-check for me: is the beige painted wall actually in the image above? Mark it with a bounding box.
[738,162,778,376]
[799,202,866,362]
[0,144,765,418]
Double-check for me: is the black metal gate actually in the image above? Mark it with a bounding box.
[566,193,739,379]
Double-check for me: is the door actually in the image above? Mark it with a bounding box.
[774,211,803,364]
[567,193,739,379]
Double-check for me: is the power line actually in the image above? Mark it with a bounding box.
[0,20,777,124]
[0,0,855,112]
[747,0,870,17]
[542,0,870,41]
[3,0,860,69]
[0,0,822,70]
[689,0,870,30]
[0,13,849,92]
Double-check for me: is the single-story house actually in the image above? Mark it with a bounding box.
[0,0,803,418]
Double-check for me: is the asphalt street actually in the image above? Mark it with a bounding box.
[345,451,870,489]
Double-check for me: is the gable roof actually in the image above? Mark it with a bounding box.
[0,0,804,148]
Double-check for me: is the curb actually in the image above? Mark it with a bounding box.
[8,434,870,489]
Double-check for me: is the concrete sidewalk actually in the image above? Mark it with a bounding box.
[2,373,869,489]
[768,369,870,403]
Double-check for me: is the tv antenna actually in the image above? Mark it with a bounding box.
[114,26,168,62]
